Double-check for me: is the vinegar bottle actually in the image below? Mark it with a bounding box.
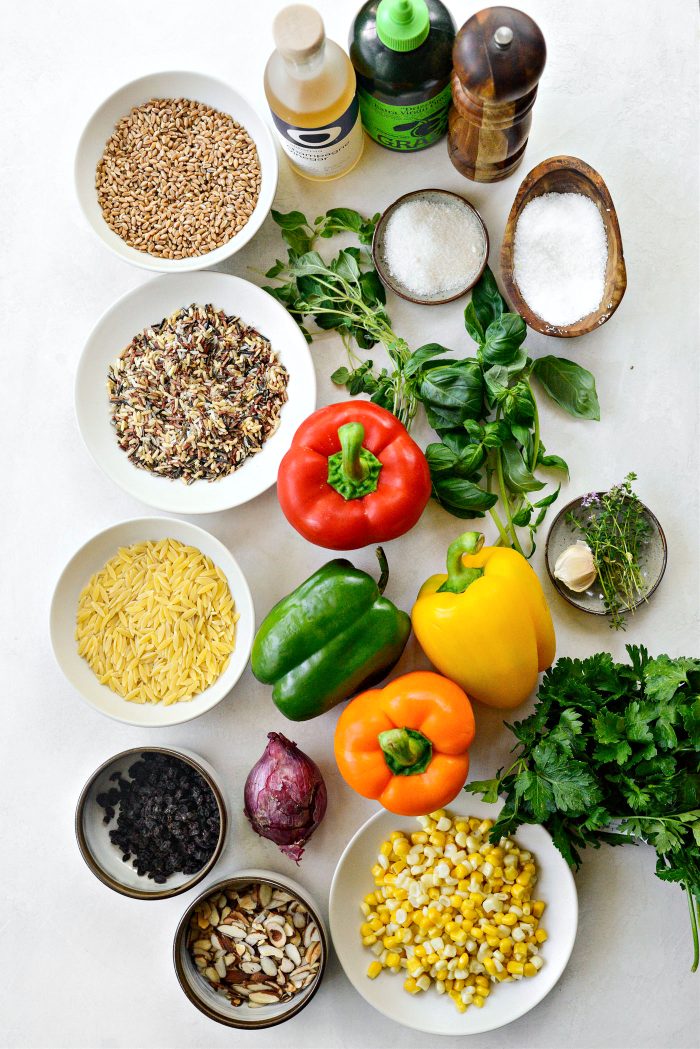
[264,4,364,181]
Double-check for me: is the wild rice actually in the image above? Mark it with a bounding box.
[95,97,261,259]
[108,303,289,484]
[76,539,238,705]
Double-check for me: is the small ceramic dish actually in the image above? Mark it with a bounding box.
[545,494,667,617]
[49,517,255,727]
[174,870,328,1029]
[76,746,227,900]
[372,188,489,305]
[75,71,278,272]
[75,271,315,515]
[500,156,626,337]
[329,796,578,1036]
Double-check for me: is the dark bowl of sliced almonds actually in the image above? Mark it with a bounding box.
[173,871,327,1029]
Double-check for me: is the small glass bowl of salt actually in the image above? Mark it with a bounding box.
[373,188,489,305]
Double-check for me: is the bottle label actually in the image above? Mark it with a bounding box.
[270,95,363,178]
[358,83,452,151]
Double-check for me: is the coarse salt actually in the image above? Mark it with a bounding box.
[382,198,487,299]
[513,192,608,326]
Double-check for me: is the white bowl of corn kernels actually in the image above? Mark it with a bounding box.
[329,798,578,1036]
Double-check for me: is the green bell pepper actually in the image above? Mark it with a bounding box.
[252,548,410,721]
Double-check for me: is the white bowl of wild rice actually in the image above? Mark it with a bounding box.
[75,270,316,514]
[50,517,255,727]
[75,71,278,271]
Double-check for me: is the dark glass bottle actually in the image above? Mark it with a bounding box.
[349,0,456,152]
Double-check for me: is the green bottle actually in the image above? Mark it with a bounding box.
[349,0,456,152]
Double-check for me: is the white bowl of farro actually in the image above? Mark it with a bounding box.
[75,71,278,271]
[49,517,255,726]
[75,270,315,513]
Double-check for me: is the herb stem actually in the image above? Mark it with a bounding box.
[495,447,525,556]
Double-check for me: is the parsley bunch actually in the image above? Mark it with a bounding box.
[466,646,700,970]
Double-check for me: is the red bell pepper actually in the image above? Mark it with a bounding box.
[277,401,431,550]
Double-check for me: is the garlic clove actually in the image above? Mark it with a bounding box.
[553,541,597,592]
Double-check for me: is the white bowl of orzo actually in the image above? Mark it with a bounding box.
[75,271,315,514]
[49,517,255,726]
[75,71,278,271]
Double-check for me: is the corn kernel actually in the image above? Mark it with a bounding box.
[455,820,468,833]
[516,871,532,887]
[371,864,383,879]
[364,893,377,906]
[414,944,426,958]
[404,977,419,994]
[501,912,517,926]
[499,938,513,955]
[384,951,401,968]
[362,934,377,946]
[532,901,546,918]
[366,961,382,979]
[360,922,373,937]
[411,832,428,845]
[524,962,537,977]
[473,995,486,1008]
[511,883,527,901]
[535,929,548,943]
[507,960,524,975]
[394,838,411,857]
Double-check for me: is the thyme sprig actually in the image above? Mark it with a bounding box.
[567,474,651,628]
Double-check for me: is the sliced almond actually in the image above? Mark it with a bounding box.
[249,991,280,1004]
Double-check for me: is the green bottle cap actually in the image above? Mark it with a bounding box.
[376,0,430,52]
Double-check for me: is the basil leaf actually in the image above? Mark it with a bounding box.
[482,421,511,448]
[534,485,561,508]
[464,302,484,345]
[470,267,504,334]
[432,476,498,518]
[482,313,527,366]
[331,367,350,385]
[483,364,509,403]
[272,209,309,230]
[503,381,535,425]
[425,404,467,434]
[501,442,546,493]
[532,356,601,420]
[512,505,533,527]
[419,360,483,416]
[404,343,451,378]
[538,449,570,476]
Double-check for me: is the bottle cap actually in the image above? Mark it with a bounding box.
[376,0,430,52]
[273,4,325,63]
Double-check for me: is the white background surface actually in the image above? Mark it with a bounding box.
[2,1,698,1046]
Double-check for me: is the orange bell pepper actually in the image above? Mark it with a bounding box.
[333,671,475,816]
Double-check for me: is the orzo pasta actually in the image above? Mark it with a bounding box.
[76,539,238,704]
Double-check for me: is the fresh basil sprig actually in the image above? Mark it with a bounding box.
[264,211,601,554]
[413,268,600,555]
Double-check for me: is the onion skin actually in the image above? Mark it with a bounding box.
[243,732,327,862]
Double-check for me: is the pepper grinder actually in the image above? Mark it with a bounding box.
[448,6,546,183]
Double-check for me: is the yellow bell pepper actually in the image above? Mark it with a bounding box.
[412,531,555,709]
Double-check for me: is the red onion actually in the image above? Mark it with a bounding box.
[243,733,327,862]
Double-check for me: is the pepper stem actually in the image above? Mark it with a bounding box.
[375,547,389,595]
[327,423,383,501]
[378,727,433,776]
[437,532,485,594]
[339,423,368,481]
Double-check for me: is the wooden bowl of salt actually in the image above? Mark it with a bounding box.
[500,156,626,337]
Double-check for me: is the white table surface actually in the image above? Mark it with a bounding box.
[2,1,699,1046]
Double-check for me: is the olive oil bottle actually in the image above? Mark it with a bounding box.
[264,4,364,180]
[349,0,455,152]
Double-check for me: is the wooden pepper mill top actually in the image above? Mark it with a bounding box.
[448,6,546,183]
